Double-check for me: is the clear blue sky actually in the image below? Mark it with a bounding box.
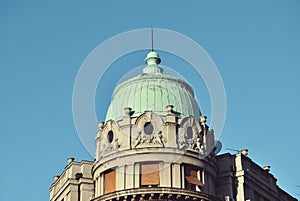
[1,1,299,200]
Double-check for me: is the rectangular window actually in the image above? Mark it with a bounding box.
[104,169,116,194]
[184,165,204,190]
[140,163,159,187]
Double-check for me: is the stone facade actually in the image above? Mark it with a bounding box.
[49,111,297,201]
[50,51,297,201]
[216,153,297,201]
[50,159,94,201]
[92,111,218,201]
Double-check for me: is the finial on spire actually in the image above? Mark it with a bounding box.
[143,51,163,74]
[144,51,161,65]
[143,28,163,74]
[145,28,161,65]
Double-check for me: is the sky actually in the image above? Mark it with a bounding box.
[0,0,299,200]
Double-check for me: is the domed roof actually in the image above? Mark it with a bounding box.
[105,51,201,121]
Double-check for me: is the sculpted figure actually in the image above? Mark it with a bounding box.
[134,131,142,148]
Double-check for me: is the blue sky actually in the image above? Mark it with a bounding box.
[1,0,299,200]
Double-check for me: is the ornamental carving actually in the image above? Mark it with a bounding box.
[178,116,204,154]
[98,120,122,157]
[101,137,120,154]
[134,131,166,148]
[133,111,165,148]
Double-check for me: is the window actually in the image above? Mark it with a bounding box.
[184,165,203,191]
[144,122,154,135]
[107,131,114,143]
[187,126,193,139]
[104,169,116,194]
[140,163,159,187]
[75,173,83,180]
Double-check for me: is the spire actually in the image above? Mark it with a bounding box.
[151,27,154,52]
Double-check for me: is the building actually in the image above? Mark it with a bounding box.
[50,51,297,201]
[216,152,297,201]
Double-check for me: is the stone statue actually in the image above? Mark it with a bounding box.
[113,138,120,150]
[179,133,188,149]
[134,131,142,148]
[154,131,164,147]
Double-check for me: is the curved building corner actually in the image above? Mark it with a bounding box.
[50,51,298,201]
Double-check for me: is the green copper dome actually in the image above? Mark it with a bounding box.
[105,51,201,121]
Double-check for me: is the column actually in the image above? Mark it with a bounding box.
[172,163,181,188]
[126,164,134,189]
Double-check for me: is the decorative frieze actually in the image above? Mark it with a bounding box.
[96,111,215,159]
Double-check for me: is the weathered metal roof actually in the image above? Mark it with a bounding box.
[105,51,201,121]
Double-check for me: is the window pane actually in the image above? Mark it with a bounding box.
[141,163,159,186]
[104,169,116,194]
[184,165,204,189]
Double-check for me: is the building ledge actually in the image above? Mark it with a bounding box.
[92,187,220,201]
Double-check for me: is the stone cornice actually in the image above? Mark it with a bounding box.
[92,187,221,201]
